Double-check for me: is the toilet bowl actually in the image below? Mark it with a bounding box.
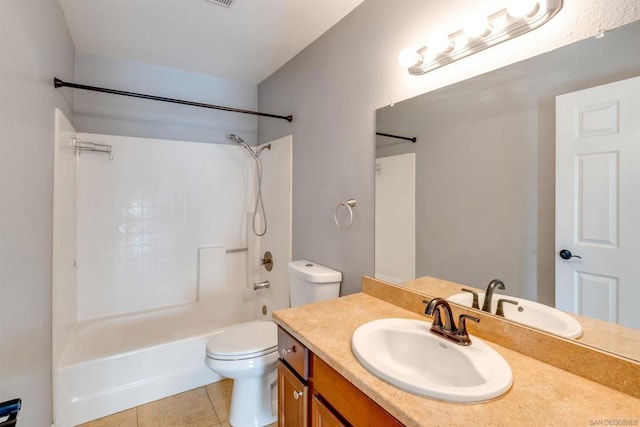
[205,260,342,426]
[205,320,278,427]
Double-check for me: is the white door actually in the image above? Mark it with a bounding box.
[375,153,415,283]
[555,76,640,329]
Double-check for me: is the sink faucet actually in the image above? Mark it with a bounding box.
[482,279,505,313]
[424,298,480,346]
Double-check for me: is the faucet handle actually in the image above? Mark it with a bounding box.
[455,314,480,345]
[461,288,480,309]
[495,299,518,317]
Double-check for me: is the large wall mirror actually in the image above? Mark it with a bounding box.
[375,21,640,361]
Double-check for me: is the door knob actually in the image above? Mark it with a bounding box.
[559,249,582,260]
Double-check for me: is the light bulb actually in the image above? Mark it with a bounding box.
[398,48,422,68]
[462,17,492,39]
[426,33,454,56]
[507,0,539,18]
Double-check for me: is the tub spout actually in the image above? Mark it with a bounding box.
[253,280,270,290]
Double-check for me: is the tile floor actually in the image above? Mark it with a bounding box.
[78,380,277,427]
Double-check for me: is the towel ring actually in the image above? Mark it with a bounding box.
[334,199,356,230]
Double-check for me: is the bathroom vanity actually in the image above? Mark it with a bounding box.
[277,327,401,426]
[273,277,640,426]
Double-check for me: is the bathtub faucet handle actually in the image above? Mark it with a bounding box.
[261,251,273,271]
[253,280,270,290]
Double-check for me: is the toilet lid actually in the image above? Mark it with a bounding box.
[206,320,277,360]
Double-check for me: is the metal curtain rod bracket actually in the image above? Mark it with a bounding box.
[54,77,293,123]
[376,132,417,143]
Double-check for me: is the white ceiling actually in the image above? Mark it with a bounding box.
[59,0,364,85]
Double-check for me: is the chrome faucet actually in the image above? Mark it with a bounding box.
[481,279,505,313]
[424,298,480,346]
[253,280,270,290]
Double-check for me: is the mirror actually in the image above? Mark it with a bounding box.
[375,21,640,361]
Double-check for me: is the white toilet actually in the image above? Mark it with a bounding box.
[205,259,341,427]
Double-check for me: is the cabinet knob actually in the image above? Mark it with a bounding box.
[293,390,304,400]
[281,346,295,357]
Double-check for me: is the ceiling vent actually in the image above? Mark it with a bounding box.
[207,0,235,7]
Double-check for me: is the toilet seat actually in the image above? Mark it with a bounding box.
[206,320,277,361]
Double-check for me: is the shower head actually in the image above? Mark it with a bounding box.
[227,133,258,160]
[226,133,245,145]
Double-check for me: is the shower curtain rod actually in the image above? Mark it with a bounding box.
[53,78,293,123]
[376,132,417,143]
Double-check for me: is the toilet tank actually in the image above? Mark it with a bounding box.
[288,260,342,307]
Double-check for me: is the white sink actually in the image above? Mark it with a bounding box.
[351,318,513,403]
[447,292,583,339]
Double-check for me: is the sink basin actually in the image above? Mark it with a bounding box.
[351,318,512,403]
[447,293,583,339]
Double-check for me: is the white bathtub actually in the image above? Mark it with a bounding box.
[54,288,272,427]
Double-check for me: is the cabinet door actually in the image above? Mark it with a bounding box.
[312,355,403,426]
[278,361,308,426]
[311,395,347,427]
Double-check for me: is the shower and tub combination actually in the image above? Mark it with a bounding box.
[52,109,293,426]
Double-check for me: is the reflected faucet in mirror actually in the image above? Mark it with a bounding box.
[461,279,507,315]
[447,282,583,339]
[482,279,505,313]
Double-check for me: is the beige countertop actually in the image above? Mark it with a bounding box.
[273,293,640,426]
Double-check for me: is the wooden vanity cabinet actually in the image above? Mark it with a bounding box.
[278,328,309,426]
[278,361,309,426]
[277,327,402,427]
[310,394,347,427]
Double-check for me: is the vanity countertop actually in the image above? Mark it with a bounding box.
[273,292,639,426]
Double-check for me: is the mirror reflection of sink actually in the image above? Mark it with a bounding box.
[351,318,513,403]
[447,292,583,339]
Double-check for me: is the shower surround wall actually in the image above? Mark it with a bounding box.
[76,132,251,319]
[53,109,292,424]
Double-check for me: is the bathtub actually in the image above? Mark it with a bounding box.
[54,288,272,427]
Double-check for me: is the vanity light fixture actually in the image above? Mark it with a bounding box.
[424,33,454,58]
[506,0,540,18]
[462,16,492,40]
[399,0,563,75]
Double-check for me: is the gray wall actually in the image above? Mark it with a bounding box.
[0,1,75,425]
[75,53,258,145]
[378,99,544,302]
[258,0,640,296]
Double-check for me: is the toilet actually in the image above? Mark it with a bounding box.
[205,260,342,427]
